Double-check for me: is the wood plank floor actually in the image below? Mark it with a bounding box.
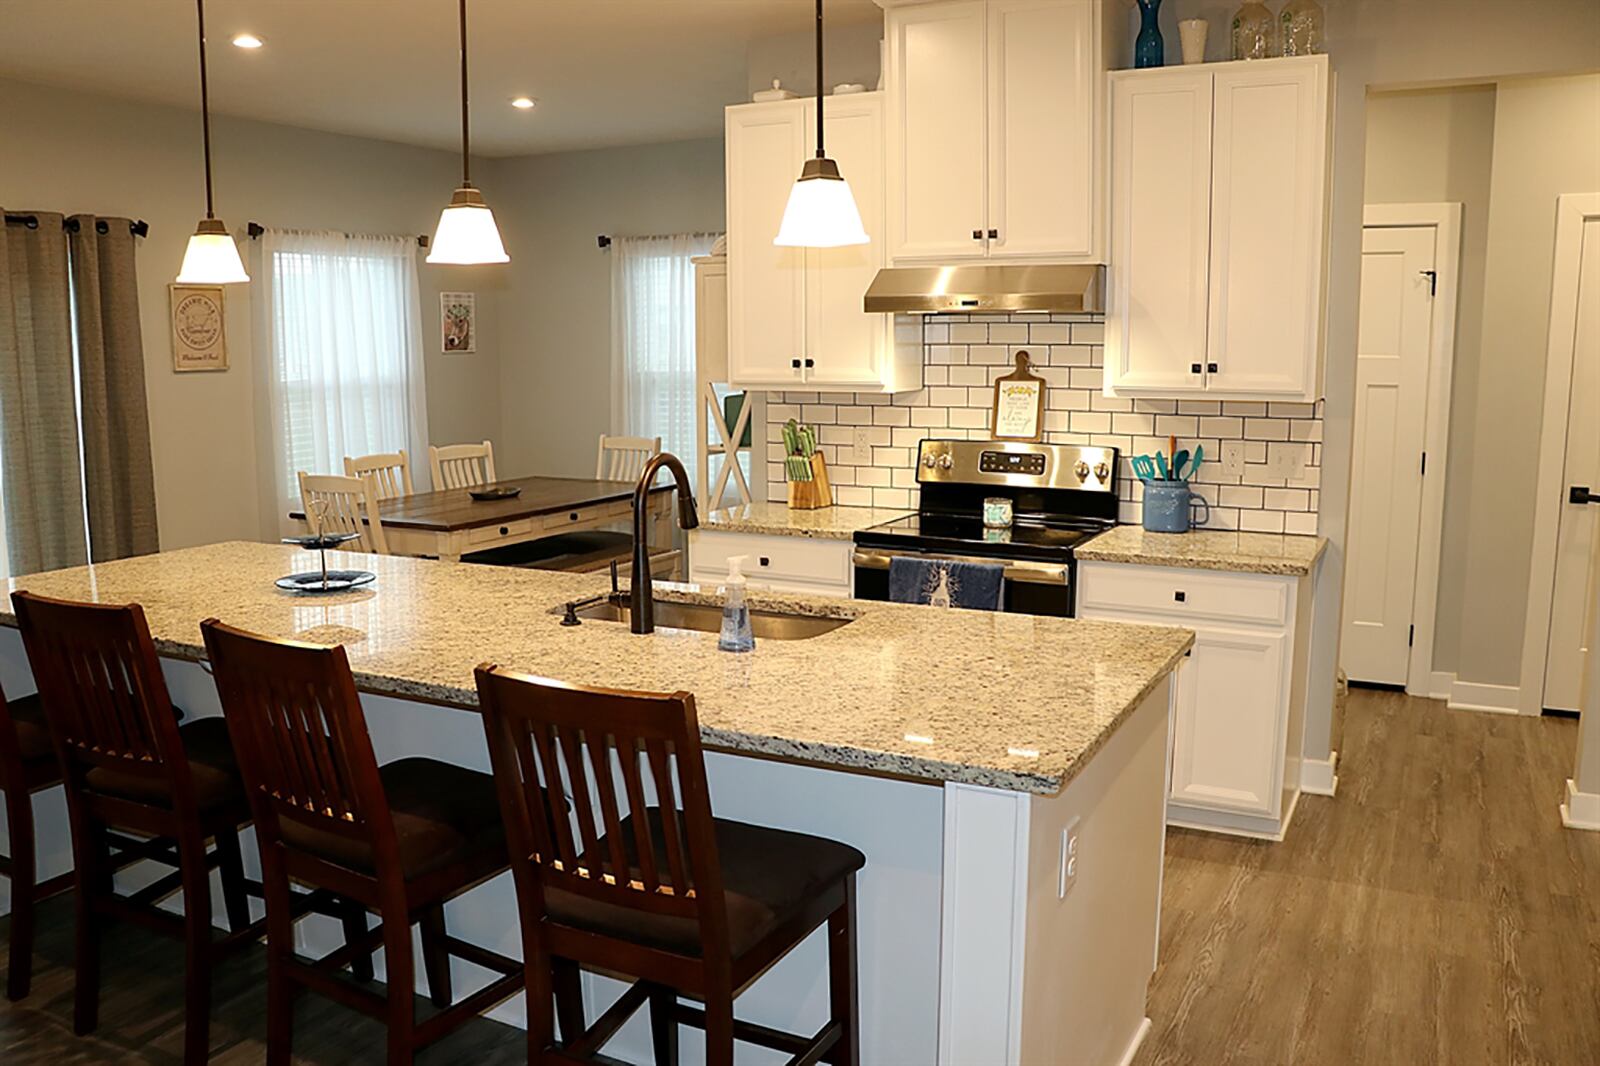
[1,687,1596,1063]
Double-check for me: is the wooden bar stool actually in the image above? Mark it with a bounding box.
[200,619,547,1066]
[12,591,264,1065]
[475,666,865,1066]
[0,680,73,1001]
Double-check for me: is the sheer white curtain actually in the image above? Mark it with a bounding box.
[252,229,429,533]
[610,233,719,479]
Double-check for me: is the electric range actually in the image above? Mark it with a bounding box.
[852,438,1120,616]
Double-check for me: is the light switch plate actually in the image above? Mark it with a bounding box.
[1221,440,1247,478]
[852,428,874,466]
[1268,442,1305,480]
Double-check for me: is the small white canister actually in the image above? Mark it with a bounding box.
[983,496,1014,529]
[1179,18,1210,64]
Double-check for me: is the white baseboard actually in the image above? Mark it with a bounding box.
[1427,671,1456,701]
[1301,751,1339,796]
[1447,679,1521,715]
[1113,1018,1153,1066]
[1561,778,1600,832]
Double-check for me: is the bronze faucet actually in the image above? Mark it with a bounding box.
[631,452,699,634]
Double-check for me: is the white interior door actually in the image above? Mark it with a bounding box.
[1341,225,1437,685]
[1543,214,1600,712]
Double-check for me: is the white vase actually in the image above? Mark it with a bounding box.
[1179,18,1209,64]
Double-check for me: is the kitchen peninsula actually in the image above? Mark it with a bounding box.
[0,542,1192,1065]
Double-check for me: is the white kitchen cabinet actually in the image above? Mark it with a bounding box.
[689,529,853,597]
[1105,55,1330,402]
[885,0,1115,264]
[1077,561,1314,840]
[725,93,921,393]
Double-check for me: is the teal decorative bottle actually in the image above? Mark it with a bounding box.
[1135,0,1165,68]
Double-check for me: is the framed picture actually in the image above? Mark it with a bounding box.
[169,284,227,372]
[991,350,1046,441]
[440,291,476,353]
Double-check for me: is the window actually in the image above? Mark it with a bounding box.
[255,229,429,524]
[610,233,720,481]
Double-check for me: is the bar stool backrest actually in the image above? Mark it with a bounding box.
[475,666,730,949]
[12,591,193,808]
[200,619,403,877]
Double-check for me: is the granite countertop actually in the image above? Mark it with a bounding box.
[1,542,1192,795]
[1075,526,1328,576]
[700,501,913,540]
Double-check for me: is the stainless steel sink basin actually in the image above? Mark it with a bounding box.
[574,598,854,640]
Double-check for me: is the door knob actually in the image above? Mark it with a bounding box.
[1571,485,1600,504]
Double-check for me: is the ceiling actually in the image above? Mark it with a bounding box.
[0,0,883,156]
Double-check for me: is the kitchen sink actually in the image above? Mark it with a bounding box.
[573,598,854,640]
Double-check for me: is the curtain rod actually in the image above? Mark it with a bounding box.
[4,214,149,237]
[246,221,430,249]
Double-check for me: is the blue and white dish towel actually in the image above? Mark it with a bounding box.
[888,557,1004,612]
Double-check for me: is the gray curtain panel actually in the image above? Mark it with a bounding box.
[69,214,159,561]
[0,211,89,575]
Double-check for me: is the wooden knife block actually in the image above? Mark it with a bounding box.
[786,452,833,510]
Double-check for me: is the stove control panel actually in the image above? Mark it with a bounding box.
[980,451,1047,476]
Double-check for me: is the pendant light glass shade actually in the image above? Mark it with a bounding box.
[177,218,249,284]
[427,186,509,264]
[775,158,868,248]
[429,0,509,265]
[775,0,868,248]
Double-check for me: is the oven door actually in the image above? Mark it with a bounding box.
[851,548,1074,617]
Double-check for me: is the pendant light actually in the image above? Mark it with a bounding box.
[176,0,249,284]
[427,0,510,264]
[774,0,868,248]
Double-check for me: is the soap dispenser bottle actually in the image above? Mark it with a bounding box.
[717,555,755,653]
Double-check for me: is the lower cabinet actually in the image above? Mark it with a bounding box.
[688,529,853,598]
[1077,561,1312,840]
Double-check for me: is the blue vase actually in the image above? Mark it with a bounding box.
[1135,0,1164,68]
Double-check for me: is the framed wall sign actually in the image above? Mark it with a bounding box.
[169,284,228,372]
[991,350,1046,441]
[440,291,476,353]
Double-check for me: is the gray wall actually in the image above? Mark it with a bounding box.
[0,76,503,549]
[1363,84,1498,678]
[489,139,727,480]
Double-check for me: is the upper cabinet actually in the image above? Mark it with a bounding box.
[1105,55,1331,402]
[725,92,922,393]
[885,0,1116,264]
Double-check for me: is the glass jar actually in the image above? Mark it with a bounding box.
[1231,1,1278,60]
[983,497,1014,529]
[1279,0,1324,56]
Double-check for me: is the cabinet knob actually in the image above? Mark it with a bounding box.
[1174,590,1186,603]
[792,358,802,369]
[972,229,983,241]
[499,526,509,536]
[759,556,770,567]
[804,358,815,368]
[569,513,579,522]
[1190,363,1203,374]
[987,229,998,240]
[1207,362,1219,374]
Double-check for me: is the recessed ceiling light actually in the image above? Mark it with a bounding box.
[510,96,537,110]
[232,33,264,49]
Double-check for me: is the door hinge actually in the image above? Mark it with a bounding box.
[1420,269,1437,295]
[1408,624,1415,647]
[1420,451,1427,476]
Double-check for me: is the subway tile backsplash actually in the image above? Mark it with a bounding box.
[763,314,1322,534]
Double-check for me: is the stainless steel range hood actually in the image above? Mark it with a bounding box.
[863,263,1104,314]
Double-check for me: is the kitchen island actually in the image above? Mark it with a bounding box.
[0,542,1191,1065]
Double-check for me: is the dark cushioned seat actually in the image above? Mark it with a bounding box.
[83,717,243,812]
[547,810,866,960]
[6,692,54,764]
[280,757,506,879]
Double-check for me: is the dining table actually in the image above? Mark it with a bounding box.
[291,475,676,564]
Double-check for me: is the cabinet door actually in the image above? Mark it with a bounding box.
[805,95,891,388]
[726,102,807,388]
[1104,69,1214,394]
[887,1,988,262]
[985,0,1096,260]
[1205,58,1328,396]
[1170,624,1288,816]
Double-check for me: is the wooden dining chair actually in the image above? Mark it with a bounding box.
[475,666,864,1066]
[0,679,72,1002]
[345,451,415,500]
[11,591,263,1066]
[430,440,496,490]
[596,434,660,483]
[298,471,390,555]
[200,619,549,1066]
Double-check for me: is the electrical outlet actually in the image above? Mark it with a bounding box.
[852,427,874,466]
[1221,440,1247,478]
[1058,817,1081,899]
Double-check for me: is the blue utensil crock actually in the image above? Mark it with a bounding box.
[1142,480,1209,533]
